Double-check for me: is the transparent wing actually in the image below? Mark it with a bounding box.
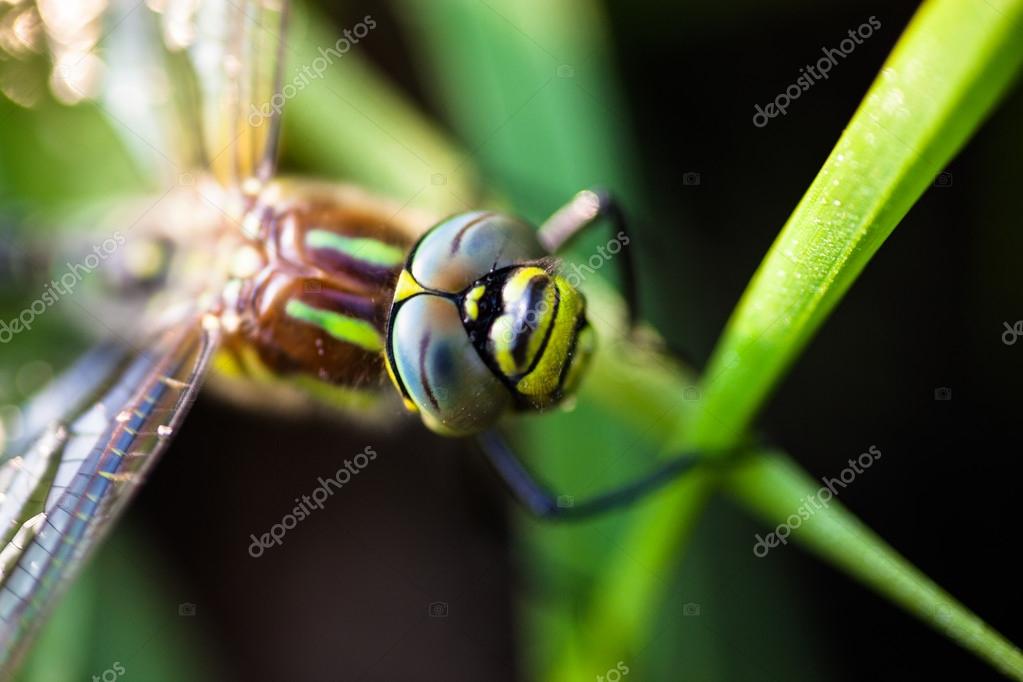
[2,0,288,190]
[99,0,207,184]
[0,317,221,675]
[101,0,289,189]
[187,0,289,188]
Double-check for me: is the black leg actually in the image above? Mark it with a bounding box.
[538,188,639,329]
[478,430,742,520]
[540,188,703,368]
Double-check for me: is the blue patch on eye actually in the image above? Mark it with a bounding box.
[430,343,455,386]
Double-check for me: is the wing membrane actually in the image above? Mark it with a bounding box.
[94,0,289,190]
[185,0,289,188]
[3,0,289,190]
[100,1,206,184]
[1,343,130,465]
[0,318,220,674]
[0,0,287,671]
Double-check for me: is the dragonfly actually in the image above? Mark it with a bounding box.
[0,0,719,674]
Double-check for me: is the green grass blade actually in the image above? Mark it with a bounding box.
[726,451,1023,679]
[390,0,641,213]
[691,0,1023,449]
[284,2,477,213]
[574,0,1023,678]
[385,2,742,678]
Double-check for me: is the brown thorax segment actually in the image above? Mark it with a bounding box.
[215,180,432,388]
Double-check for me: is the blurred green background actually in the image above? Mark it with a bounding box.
[2,0,1022,680]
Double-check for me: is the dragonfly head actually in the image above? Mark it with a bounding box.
[385,211,594,436]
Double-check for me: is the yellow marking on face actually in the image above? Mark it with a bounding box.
[490,314,518,376]
[463,284,486,321]
[517,280,556,372]
[503,266,545,300]
[516,276,585,400]
[394,269,426,303]
[489,267,557,377]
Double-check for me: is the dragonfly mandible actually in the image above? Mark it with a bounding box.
[0,0,712,674]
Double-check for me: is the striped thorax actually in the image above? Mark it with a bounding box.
[213,181,425,405]
[207,187,594,435]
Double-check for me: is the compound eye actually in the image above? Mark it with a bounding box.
[388,294,511,436]
[409,211,546,293]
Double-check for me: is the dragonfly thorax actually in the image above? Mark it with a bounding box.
[217,182,423,395]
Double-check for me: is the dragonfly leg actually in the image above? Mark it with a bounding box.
[478,430,745,520]
[539,188,704,368]
[539,189,639,330]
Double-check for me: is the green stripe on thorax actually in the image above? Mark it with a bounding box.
[305,229,405,267]
[286,299,383,351]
